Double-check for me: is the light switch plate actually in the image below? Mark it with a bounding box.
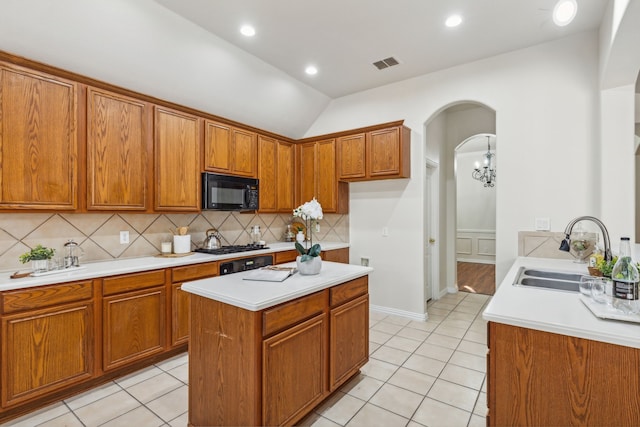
[535,217,550,231]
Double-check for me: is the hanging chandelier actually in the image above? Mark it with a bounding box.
[472,136,496,187]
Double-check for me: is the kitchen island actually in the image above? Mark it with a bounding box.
[182,261,373,427]
[483,257,640,426]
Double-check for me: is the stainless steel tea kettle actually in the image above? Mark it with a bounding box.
[202,228,222,250]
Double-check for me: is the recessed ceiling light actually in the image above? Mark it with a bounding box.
[445,14,462,28]
[553,0,577,26]
[305,65,318,76]
[240,25,256,37]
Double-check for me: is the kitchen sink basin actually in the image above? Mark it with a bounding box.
[513,267,584,292]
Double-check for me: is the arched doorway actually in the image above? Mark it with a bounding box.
[423,102,496,301]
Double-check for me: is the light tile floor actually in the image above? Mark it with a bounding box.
[2,292,490,427]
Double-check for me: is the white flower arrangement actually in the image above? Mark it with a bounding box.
[293,198,323,261]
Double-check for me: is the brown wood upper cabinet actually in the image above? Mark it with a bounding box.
[154,106,201,211]
[0,63,79,210]
[258,135,295,213]
[203,119,257,178]
[297,139,348,214]
[337,125,411,181]
[87,88,151,211]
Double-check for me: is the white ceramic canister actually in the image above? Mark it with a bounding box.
[173,235,191,254]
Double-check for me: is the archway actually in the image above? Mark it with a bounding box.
[424,102,496,301]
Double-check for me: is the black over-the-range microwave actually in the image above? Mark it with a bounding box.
[201,172,259,211]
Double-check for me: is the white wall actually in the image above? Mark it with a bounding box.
[305,32,600,316]
[0,0,329,138]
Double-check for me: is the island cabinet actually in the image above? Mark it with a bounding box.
[337,124,411,181]
[297,139,349,214]
[102,270,167,371]
[169,261,218,346]
[154,106,201,211]
[258,135,295,213]
[86,87,151,211]
[0,63,79,210]
[0,280,95,408]
[187,275,369,427]
[487,322,640,426]
[203,119,257,178]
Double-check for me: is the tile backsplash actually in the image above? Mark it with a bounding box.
[0,212,348,272]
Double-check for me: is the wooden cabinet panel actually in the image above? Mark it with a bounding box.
[330,276,367,307]
[103,286,166,371]
[274,250,298,264]
[297,139,348,213]
[203,120,232,172]
[154,106,200,211]
[2,302,94,407]
[262,291,326,337]
[87,88,150,210]
[203,120,257,177]
[259,136,295,213]
[369,127,401,177]
[258,135,277,212]
[337,133,366,179]
[329,294,368,391]
[102,269,166,296]
[171,261,218,283]
[2,280,93,314]
[323,247,350,264]
[488,322,640,426]
[231,128,257,177]
[262,314,327,426]
[0,64,78,209]
[298,142,317,206]
[171,283,189,346]
[317,139,338,212]
[276,141,295,212]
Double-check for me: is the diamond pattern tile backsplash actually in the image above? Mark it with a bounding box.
[0,212,349,272]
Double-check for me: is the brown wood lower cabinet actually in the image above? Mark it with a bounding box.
[189,275,368,426]
[274,247,349,264]
[488,321,640,426]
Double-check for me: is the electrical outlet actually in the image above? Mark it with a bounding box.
[120,231,129,244]
[360,257,370,267]
[315,222,320,233]
[382,227,389,237]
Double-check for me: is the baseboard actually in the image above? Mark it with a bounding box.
[456,258,496,265]
[370,304,428,322]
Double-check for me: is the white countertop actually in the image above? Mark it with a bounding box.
[0,242,349,292]
[483,257,640,349]
[182,261,373,311]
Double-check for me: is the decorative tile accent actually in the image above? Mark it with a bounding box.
[0,212,349,271]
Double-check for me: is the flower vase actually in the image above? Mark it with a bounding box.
[32,259,48,273]
[296,255,322,275]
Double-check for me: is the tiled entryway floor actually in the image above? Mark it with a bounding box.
[2,292,489,427]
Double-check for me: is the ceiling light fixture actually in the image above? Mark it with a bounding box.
[445,14,462,28]
[240,25,256,37]
[305,65,318,76]
[553,0,577,26]
[472,136,496,187]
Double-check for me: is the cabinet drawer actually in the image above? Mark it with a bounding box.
[172,262,218,283]
[2,281,93,314]
[330,276,368,307]
[274,250,298,264]
[103,270,165,296]
[263,291,326,337]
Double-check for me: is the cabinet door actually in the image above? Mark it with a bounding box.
[276,141,295,212]
[368,127,401,177]
[258,135,277,212]
[337,133,366,180]
[323,247,350,264]
[317,139,338,212]
[103,286,166,371]
[262,314,327,426]
[203,119,232,173]
[298,142,317,205]
[2,302,94,407]
[87,88,150,211]
[171,283,190,346]
[231,128,257,177]
[154,107,200,211]
[0,65,78,209]
[330,294,369,390]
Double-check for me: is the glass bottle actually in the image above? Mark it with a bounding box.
[611,237,639,314]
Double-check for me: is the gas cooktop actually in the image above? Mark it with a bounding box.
[195,244,269,255]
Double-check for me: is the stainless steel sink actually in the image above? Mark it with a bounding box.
[513,267,584,292]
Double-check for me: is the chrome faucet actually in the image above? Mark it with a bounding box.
[559,216,612,261]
